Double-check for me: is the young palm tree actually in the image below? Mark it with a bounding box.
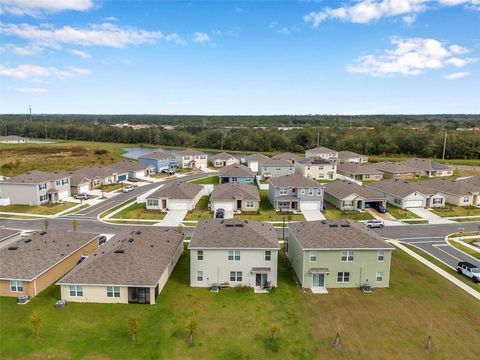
[127,315,139,343]
[30,312,41,341]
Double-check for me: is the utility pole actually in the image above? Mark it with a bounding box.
[44,119,47,140]
[442,130,447,160]
[221,127,225,150]
[29,105,32,122]
[316,128,320,147]
[148,127,151,144]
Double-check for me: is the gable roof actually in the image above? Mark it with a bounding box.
[259,158,293,167]
[175,149,206,156]
[211,183,260,201]
[57,228,183,287]
[367,179,429,198]
[139,151,175,160]
[370,161,417,174]
[324,180,386,200]
[66,166,116,186]
[211,152,237,161]
[306,146,337,154]
[245,153,270,162]
[461,176,480,187]
[399,158,452,172]
[419,178,479,196]
[289,220,393,250]
[296,157,332,165]
[269,174,322,188]
[107,160,152,172]
[189,219,280,249]
[1,170,68,184]
[219,163,255,178]
[338,150,365,159]
[338,162,382,175]
[147,182,203,200]
[0,230,98,281]
[272,152,303,162]
[0,229,20,242]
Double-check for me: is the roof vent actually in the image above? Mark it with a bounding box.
[114,249,125,254]
[8,246,18,250]
[340,224,350,228]
[39,231,47,236]
[150,245,154,247]
[128,238,134,243]
[329,224,338,228]
[136,231,141,235]
[321,220,327,224]
[225,224,234,227]
[24,239,32,243]
[234,224,244,227]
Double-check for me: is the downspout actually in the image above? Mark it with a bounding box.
[33,279,37,296]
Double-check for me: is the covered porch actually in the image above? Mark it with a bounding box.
[310,267,329,294]
[275,196,299,212]
[251,267,272,293]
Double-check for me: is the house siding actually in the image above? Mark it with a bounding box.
[259,165,295,179]
[295,163,337,180]
[269,184,324,211]
[219,176,255,185]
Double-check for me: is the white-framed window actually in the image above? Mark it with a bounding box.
[377,250,385,262]
[147,199,158,207]
[38,183,47,190]
[317,188,322,196]
[246,200,254,208]
[232,177,237,182]
[342,200,353,207]
[56,180,61,186]
[300,188,306,195]
[279,188,288,195]
[107,286,120,298]
[265,250,271,261]
[228,250,240,261]
[432,198,443,205]
[394,198,401,205]
[230,271,243,282]
[62,178,69,185]
[341,251,354,262]
[310,250,317,262]
[337,272,350,283]
[196,271,204,282]
[318,174,324,179]
[463,196,470,203]
[308,188,314,196]
[197,250,203,261]
[69,285,83,297]
[376,272,384,282]
[10,280,23,292]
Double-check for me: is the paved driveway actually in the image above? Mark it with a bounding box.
[161,210,188,227]
[407,208,454,224]
[301,210,326,221]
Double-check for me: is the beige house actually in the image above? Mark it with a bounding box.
[57,228,184,305]
[419,178,479,207]
[305,146,338,161]
[369,161,418,180]
[146,182,204,211]
[337,163,383,182]
[175,149,208,169]
[189,219,280,292]
[338,151,368,164]
[0,135,28,144]
[295,157,337,180]
[245,153,271,174]
[324,181,387,211]
[399,158,453,178]
[210,183,260,213]
[0,230,99,298]
[210,152,239,167]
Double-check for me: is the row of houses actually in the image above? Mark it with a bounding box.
[138,149,208,171]
[0,219,393,302]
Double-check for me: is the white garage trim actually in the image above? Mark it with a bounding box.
[168,201,190,210]
[213,201,234,211]
[300,201,320,211]
[78,184,90,194]
[58,190,69,200]
[404,200,424,208]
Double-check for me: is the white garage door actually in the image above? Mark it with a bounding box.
[169,201,189,210]
[404,200,424,208]
[214,201,234,211]
[58,190,70,200]
[300,201,320,211]
[78,184,90,194]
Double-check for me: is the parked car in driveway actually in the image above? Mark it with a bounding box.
[457,262,480,283]
[128,177,140,182]
[362,219,384,228]
[123,185,135,193]
[74,193,89,200]
[161,169,176,175]
[374,203,387,213]
[215,208,225,219]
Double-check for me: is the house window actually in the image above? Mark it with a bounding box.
[10,280,23,292]
[147,199,158,207]
[38,183,47,190]
[230,271,243,282]
[341,251,354,262]
[377,250,385,262]
[62,179,69,185]
[343,200,353,207]
[265,250,271,261]
[376,272,384,282]
[432,198,443,205]
[463,196,470,203]
[246,200,254,208]
[197,250,203,260]
[310,250,317,262]
[300,188,306,195]
[394,198,401,205]
[107,286,120,298]
[291,187,296,193]
[228,250,240,261]
[318,174,324,179]
[56,180,61,186]
[337,272,350,283]
[279,188,288,195]
[232,177,237,182]
[69,285,83,297]
[196,271,204,282]
[308,188,314,196]
[317,188,322,196]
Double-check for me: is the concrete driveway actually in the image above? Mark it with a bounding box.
[301,210,326,221]
[161,210,188,227]
[407,208,454,224]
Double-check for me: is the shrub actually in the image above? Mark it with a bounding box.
[94,149,108,155]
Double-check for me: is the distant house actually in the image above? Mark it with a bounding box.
[138,151,176,172]
[268,174,324,212]
[245,153,270,174]
[295,157,337,180]
[107,160,155,179]
[419,178,479,207]
[0,170,71,205]
[175,149,208,169]
[369,161,418,180]
[146,182,204,211]
[66,166,120,195]
[57,228,184,305]
[189,219,280,291]
[338,151,368,164]
[218,164,255,184]
[287,220,393,293]
[305,146,338,161]
[210,183,260,213]
[0,135,28,144]
[337,163,383,182]
[0,230,99,298]
[258,158,295,179]
[366,179,446,209]
[210,152,239,167]
[399,158,454,178]
[272,152,303,164]
[324,180,387,211]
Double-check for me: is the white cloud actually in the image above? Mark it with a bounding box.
[104,16,118,21]
[443,71,471,79]
[0,23,184,48]
[69,48,91,58]
[449,44,471,54]
[14,87,47,93]
[192,32,210,43]
[346,37,475,76]
[0,0,93,16]
[2,43,43,56]
[0,63,91,80]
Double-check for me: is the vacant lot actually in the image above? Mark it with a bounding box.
[1,248,478,359]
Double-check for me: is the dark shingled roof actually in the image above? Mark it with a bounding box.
[219,163,255,178]
[338,150,365,159]
[366,179,442,198]
[338,163,382,175]
[419,178,479,196]
[296,157,331,165]
[1,170,68,184]
[306,146,337,154]
[269,174,322,188]
[211,183,260,201]
[139,151,175,160]
[107,160,152,172]
[272,152,303,162]
[189,219,280,249]
[370,161,417,174]
[259,158,293,167]
[324,180,386,200]
[147,182,203,200]
[211,152,237,161]
[0,229,20,241]
[57,228,183,287]
[289,220,393,250]
[400,158,452,172]
[175,149,207,156]
[245,153,270,162]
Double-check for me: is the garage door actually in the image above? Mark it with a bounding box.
[78,184,90,194]
[118,174,127,182]
[214,201,234,211]
[300,201,320,210]
[169,201,189,210]
[404,200,423,208]
[58,190,70,200]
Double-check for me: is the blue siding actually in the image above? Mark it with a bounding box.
[220,176,255,184]
[138,157,175,172]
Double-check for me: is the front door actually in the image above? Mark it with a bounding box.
[291,202,297,210]
[237,200,242,210]
[255,273,268,287]
[312,273,325,288]
[162,199,167,209]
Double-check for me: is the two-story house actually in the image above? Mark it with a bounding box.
[295,157,337,180]
[258,158,295,179]
[138,151,176,172]
[218,164,255,184]
[210,152,239,167]
[0,171,71,205]
[175,149,208,169]
[287,220,393,293]
[189,219,280,292]
[305,146,338,162]
[245,153,270,174]
[338,151,368,164]
[268,174,324,212]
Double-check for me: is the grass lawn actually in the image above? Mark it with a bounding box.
[447,239,480,260]
[184,196,213,220]
[114,202,166,220]
[235,190,305,221]
[0,202,78,215]
[99,183,125,192]
[387,205,420,219]
[453,217,480,222]
[368,155,480,167]
[323,203,374,221]
[189,176,219,185]
[1,250,480,359]
[403,220,429,225]
[431,205,480,218]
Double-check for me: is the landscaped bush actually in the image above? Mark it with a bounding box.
[94,149,108,155]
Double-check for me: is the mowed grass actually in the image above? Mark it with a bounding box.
[387,205,420,219]
[1,250,480,359]
[0,202,78,215]
[447,239,480,260]
[368,156,480,167]
[114,202,166,220]
[189,176,219,184]
[184,196,212,220]
[323,203,374,221]
[432,205,480,218]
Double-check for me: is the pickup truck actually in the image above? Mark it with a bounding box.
[456,262,480,283]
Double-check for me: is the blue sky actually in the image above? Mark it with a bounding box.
[0,0,479,115]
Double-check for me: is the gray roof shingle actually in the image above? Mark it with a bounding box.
[338,163,382,175]
[175,149,207,156]
[269,174,322,188]
[139,151,175,160]
[272,152,303,162]
[370,161,417,174]
[306,146,337,154]
[211,152,237,161]
[219,164,255,178]
[400,158,452,172]
[211,183,260,201]
[367,179,433,198]
[1,170,68,184]
[147,182,203,200]
[338,150,365,159]
[325,180,386,200]
[419,178,479,196]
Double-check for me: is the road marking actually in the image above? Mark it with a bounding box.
[432,244,462,261]
[393,237,444,241]
[409,240,444,244]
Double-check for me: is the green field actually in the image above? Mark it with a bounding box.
[432,205,480,218]
[184,196,213,220]
[1,249,479,359]
[189,176,219,185]
[114,202,166,220]
[0,202,78,216]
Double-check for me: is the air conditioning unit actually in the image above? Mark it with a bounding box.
[17,295,29,304]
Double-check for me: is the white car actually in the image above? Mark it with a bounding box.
[363,220,384,228]
[457,262,480,283]
[123,185,135,193]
